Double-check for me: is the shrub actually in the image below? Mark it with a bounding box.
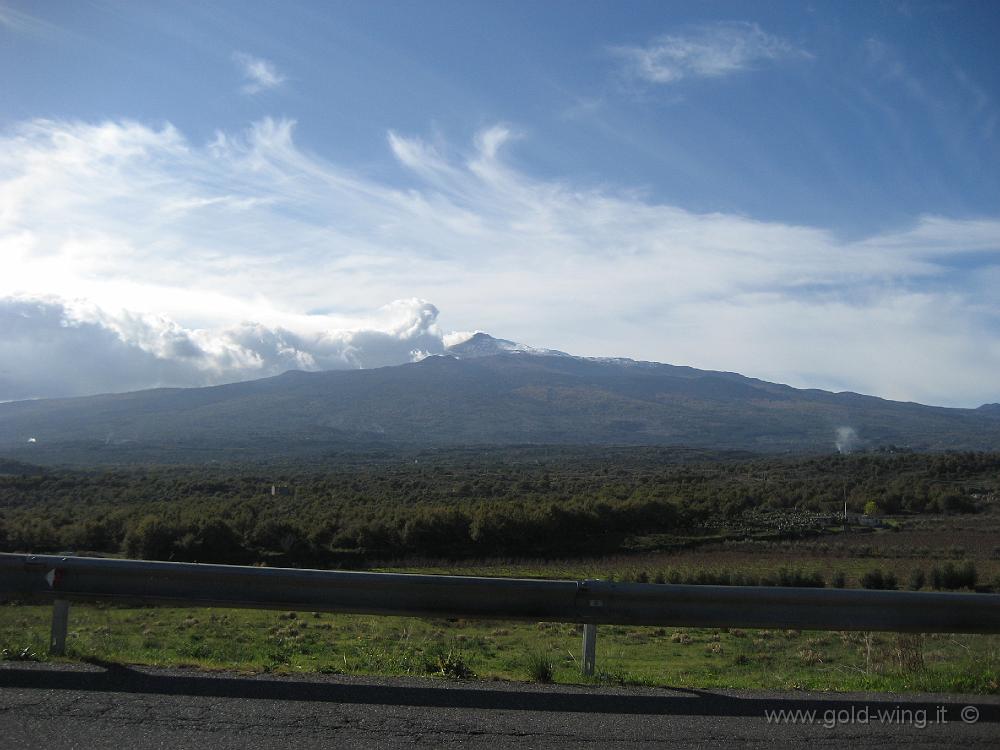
[435,650,475,679]
[778,567,825,588]
[759,567,824,588]
[892,634,924,674]
[959,561,978,589]
[798,648,823,665]
[931,562,978,590]
[525,651,555,683]
[860,568,897,590]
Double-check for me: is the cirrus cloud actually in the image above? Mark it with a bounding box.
[0,116,997,406]
[232,51,285,94]
[613,22,810,85]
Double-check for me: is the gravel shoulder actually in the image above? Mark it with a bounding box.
[1,661,997,748]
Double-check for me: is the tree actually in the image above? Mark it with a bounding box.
[122,516,175,560]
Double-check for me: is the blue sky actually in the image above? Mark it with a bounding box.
[1,0,998,407]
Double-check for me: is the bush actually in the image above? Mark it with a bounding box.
[525,651,555,683]
[435,650,475,679]
[931,562,977,590]
[892,634,924,673]
[907,568,926,591]
[759,567,825,588]
[831,571,847,588]
[860,568,897,590]
[778,567,825,588]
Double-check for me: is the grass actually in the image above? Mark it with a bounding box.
[1,601,997,694]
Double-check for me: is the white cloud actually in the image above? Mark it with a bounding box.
[232,52,286,94]
[613,22,809,85]
[0,117,997,406]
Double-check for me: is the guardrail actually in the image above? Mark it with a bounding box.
[3,552,999,675]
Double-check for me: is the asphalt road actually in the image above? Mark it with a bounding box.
[1,662,997,748]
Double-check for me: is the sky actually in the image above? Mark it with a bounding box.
[1,0,998,407]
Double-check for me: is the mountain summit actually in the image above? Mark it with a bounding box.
[445,332,568,359]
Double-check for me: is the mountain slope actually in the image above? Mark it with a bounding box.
[1,335,998,463]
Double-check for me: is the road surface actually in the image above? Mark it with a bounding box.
[1,662,996,748]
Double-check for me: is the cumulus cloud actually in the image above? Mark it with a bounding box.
[0,116,998,406]
[232,52,285,94]
[613,22,809,84]
[0,297,444,400]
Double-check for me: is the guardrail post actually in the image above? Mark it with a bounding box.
[50,599,69,656]
[581,623,597,676]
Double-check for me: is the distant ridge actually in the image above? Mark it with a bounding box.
[1,332,998,464]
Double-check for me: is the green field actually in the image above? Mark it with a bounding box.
[2,600,997,694]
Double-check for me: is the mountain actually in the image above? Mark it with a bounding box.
[447,332,569,359]
[1,334,998,464]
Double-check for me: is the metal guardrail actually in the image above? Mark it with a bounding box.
[2,552,1000,675]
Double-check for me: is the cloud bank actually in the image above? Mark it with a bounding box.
[0,117,998,406]
[0,297,443,400]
